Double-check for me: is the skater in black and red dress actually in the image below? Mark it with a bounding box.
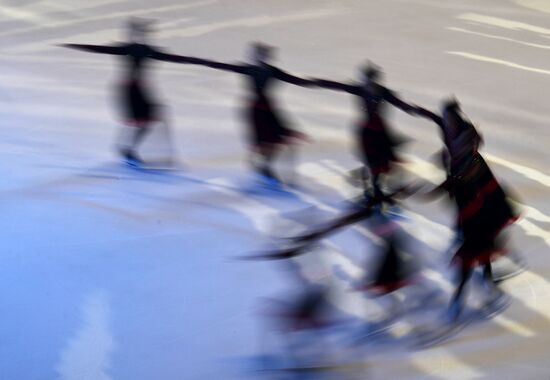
[415,99,519,321]
[61,18,204,165]
[255,191,421,335]
[311,63,418,201]
[177,43,312,182]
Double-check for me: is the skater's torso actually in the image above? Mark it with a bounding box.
[417,109,482,178]
[442,121,482,178]
[359,85,390,117]
[117,43,165,83]
[347,83,403,122]
[243,63,295,101]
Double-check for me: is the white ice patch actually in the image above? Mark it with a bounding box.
[485,152,550,189]
[515,0,550,15]
[56,290,115,380]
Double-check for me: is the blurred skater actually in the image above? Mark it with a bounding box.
[311,63,418,201]
[178,43,312,184]
[415,99,519,321]
[256,190,423,338]
[259,261,337,368]
[61,18,204,166]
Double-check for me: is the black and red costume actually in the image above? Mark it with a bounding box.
[416,104,517,321]
[312,79,415,186]
[274,198,418,297]
[62,43,202,126]
[417,107,518,269]
[183,58,311,157]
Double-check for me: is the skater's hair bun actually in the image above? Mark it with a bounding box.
[252,42,274,55]
[442,97,460,113]
[361,61,382,80]
[249,42,275,63]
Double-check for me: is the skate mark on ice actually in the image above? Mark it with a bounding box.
[0,0,216,39]
[448,27,550,50]
[457,13,550,35]
[448,51,550,76]
[161,8,346,39]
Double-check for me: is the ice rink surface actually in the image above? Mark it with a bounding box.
[1,0,550,379]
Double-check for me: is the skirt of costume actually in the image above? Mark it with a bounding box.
[120,80,158,126]
[451,154,519,268]
[356,114,401,175]
[245,96,296,148]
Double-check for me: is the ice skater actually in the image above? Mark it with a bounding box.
[415,99,519,322]
[258,261,337,368]
[176,42,313,184]
[251,189,424,339]
[311,63,418,202]
[61,18,205,166]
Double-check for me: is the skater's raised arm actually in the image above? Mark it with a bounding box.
[311,78,360,94]
[60,43,127,55]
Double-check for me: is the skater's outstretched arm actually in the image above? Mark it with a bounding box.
[178,57,250,74]
[383,89,418,114]
[148,51,212,65]
[413,106,444,126]
[311,78,360,94]
[60,43,127,55]
[272,66,314,86]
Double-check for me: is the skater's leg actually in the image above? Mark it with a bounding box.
[132,124,149,148]
[375,292,401,328]
[283,143,298,185]
[122,122,151,162]
[372,173,382,199]
[361,165,371,196]
[483,262,504,301]
[257,145,279,180]
[483,262,497,290]
[247,146,261,172]
[448,266,473,321]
